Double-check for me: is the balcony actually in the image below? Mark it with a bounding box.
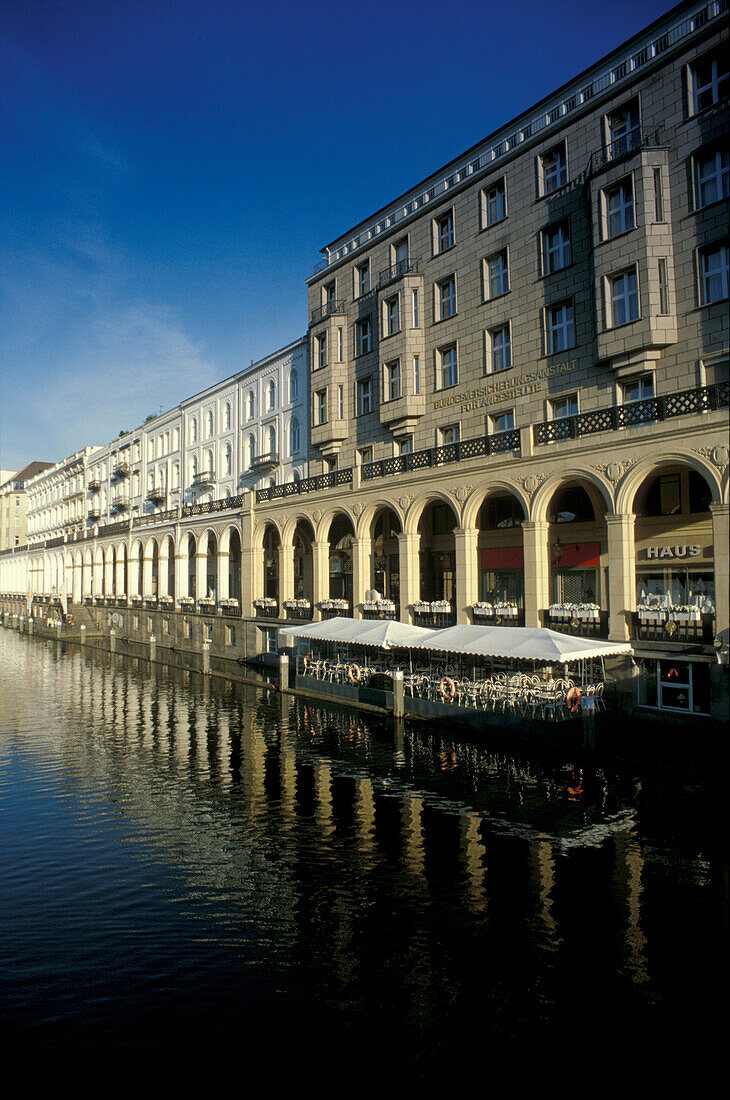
[588,126,664,177]
[87,479,101,492]
[112,461,130,480]
[310,299,347,325]
[310,420,349,453]
[146,486,166,504]
[378,258,419,289]
[192,471,216,489]
[87,508,100,522]
[633,610,715,646]
[110,494,128,513]
[250,451,279,472]
[533,381,728,446]
[379,393,425,432]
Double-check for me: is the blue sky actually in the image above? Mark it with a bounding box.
[1,0,674,471]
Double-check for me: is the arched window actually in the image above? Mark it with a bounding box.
[191,454,198,479]
[247,391,255,420]
[267,425,276,455]
[206,448,214,474]
[247,434,255,467]
[206,410,214,438]
[267,380,276,411]
[224,402,231,430]
[223,442,232,475]
[191,418,198,443]
[289,417,300,454]
[289,369,298,401]
[292,470,301,483]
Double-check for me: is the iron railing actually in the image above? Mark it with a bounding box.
[588,125,664,175]
[310,299,346,324]
[534,381,728,445]
[378,258,419,288]
[362,430,520,482]
[256,469,352,503]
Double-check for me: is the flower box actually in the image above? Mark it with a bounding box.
[179,596,194,606]
[284,599,310,609]
[130,595,142,604]
[473,603,493,617]
[254,598,278,608]
[160,595,174,604]
[364,599,396,611]
[431,601,451,612]
[493,603,518,617]
[413,602,431,613]
[221,598,239,608]
[668,608,701,623]
[638,607,666,623]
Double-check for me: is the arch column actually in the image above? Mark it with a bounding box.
[351,537,371,619]
[115,553,126,597]
[174,548,186,603]
[312,540,330,619]
[606,513,636,642]
[217,551,229,601]
[522,521,550,628]
[278,543,294,606]
[711,502,729,636]
[398,533,420,623]
[196,551,207,600]
[143,552,154,598]
[240,547,260,617]
[454,526,479,624]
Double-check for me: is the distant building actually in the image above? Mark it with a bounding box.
[0,461,53,551]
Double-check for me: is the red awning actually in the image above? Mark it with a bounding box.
[554,541,601,568]
[481,546,524,570]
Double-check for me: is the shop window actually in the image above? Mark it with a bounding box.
[550,485,595,523]
[551,569,597,605]
[432,504,456,535]
[637,659,710,715]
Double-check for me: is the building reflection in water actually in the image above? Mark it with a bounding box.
[0,630,725,1074]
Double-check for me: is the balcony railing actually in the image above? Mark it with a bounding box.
[256,468,352,503]
[533,381,728,446]
[87,508,100,521]
[363,430,520,482]
[633,611,715,645]
[378,258,419,289]
[87,479,101,492]
[251,451,279,471]
[111,461,130,480]
[310,299,346,325]
[588,125,664,175]
[192,471,216,488]
[146,487,166,504]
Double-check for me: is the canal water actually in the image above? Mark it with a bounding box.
[0,628,726,1083]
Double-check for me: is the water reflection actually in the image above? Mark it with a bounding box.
[0,629,726,1079]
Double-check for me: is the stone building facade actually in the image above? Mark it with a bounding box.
[1,0,728,720]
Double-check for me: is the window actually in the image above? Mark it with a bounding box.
[608,268,640,326]
[605,99,640,159]
[358,447,374,466]
[699,243,729,304]
[224,403,231,430]
[439,344,458,389]
[603,178,634,238]
[637,659,710,715]
[386,295,400,335]
[412,289,419,328]
[356,261,370,297]
[356,377,372,416]
[436,210,454,252]
[267,381,276,411]
[621,374,654,403]
[206,410,214,438]
[485,251,509,299]
[653,167,664,221]
[690,53,728,114]
[545,302,574,354]
[247,391,255,419]
[386,360,401,401]
[438,276,457,318]
[694,149,729,208]
[323,280,336,306]
[290,418,300,454]
[487,324,511,374]
[223,442,232,475]
[338,385,344,419]
[541,143,567,195]
[356,318,372,356]
[393,238,409,275]
[482,179,506,227]
[490,410,515,434]
[267,426,276,455]
[190,418,198,443]
[542,222,571,274]
[413,355,420,394]
[550,393,578,419]
[658,259,670,314]
[337,327,343,362]
[439,424,460,445]
[399,436,413,455]
[316,389,327,424]
[316,332,327,368]
[289,369,298,401]
[226,625,236,647]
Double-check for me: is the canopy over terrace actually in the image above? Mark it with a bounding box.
[279,616,435,649]
[409,625,632,662]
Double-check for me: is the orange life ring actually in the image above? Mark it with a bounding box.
[666,667,680,680]
[566,686,582,714]
[348,663,361,683]
[303,654,312,669]
[439,676,456,701]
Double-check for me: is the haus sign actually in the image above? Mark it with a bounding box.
[434,359,576,413]
[643,545,701,560]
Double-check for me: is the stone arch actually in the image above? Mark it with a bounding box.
[616,452,722,514]
[354,498,406,541]
[462,480,530,530]
[262,522,280,600]
[404,490,461,537]
[531,468,614,524]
